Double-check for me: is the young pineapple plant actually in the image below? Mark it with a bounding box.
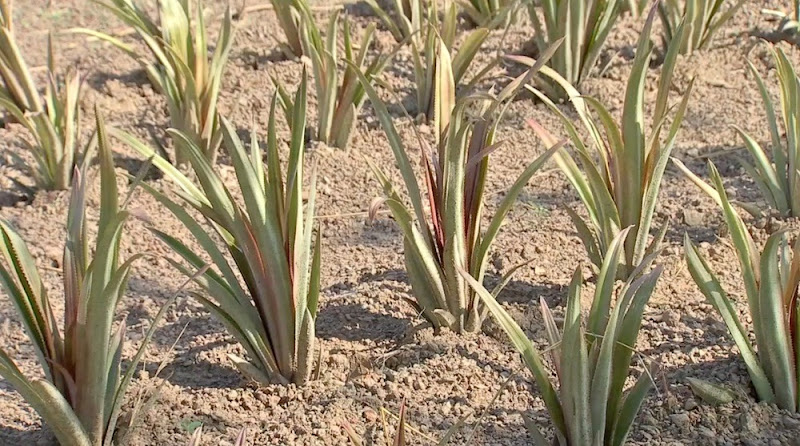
[0,36,82,190]
[74,0,235,165]
[119,78,321,385]
[526,9,693,278]
[458,0,519,29]
[679,160,800,412]
[0,0,42,114]
[461,230,663,445]
[658,0,745,54]
[276,11,394,149]
[0,112,171,445]
[412,1,491,122]
[270,0,311,57]
[735,46,800,218]
[359,48,561,334]
[365,0,425,46]
[622,0,648,17]
[526,0,622,98]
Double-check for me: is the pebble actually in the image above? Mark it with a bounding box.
[360,374,378,389]
[739,412,759,434]
[670,412,691,430]
[441,401,452,415]
[698,426,715,439]
[363,408,378,422]
[683,209,704,227]
[662,310,681,327]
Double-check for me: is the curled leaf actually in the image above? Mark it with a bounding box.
[686,377,736,406]
[369,196,388,222]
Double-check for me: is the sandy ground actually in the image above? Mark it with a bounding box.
[2,0,800,444]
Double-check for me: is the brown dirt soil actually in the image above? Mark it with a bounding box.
[3,0,800,445]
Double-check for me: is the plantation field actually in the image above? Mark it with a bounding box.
[2,0,800,444]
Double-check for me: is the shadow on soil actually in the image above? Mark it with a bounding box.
[342,0,377,18]
[317,300,411,343]
[341,218,403,248]
[118,277,245,389]
[664,142,774,245]
[670,143,761,201]
[666,220,718,246]
[162,344,244,390]
[493,277,564,307]
[234,47,291,68]
[115,154,166,182]
[86,68,150,92]
[348,411,537,446]
[0,425,52,446]
[640,311,737,363]
[664,354,753,392]
[0,189,30,209]
[749,27,800,47]
[319,268,412,343]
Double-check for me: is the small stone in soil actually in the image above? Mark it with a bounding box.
[683,209,704,227]
[670,412,691,431]
[739,412,759,434]
[698,426,715,439]
[662,310,681,327]
[363,408,378,422]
